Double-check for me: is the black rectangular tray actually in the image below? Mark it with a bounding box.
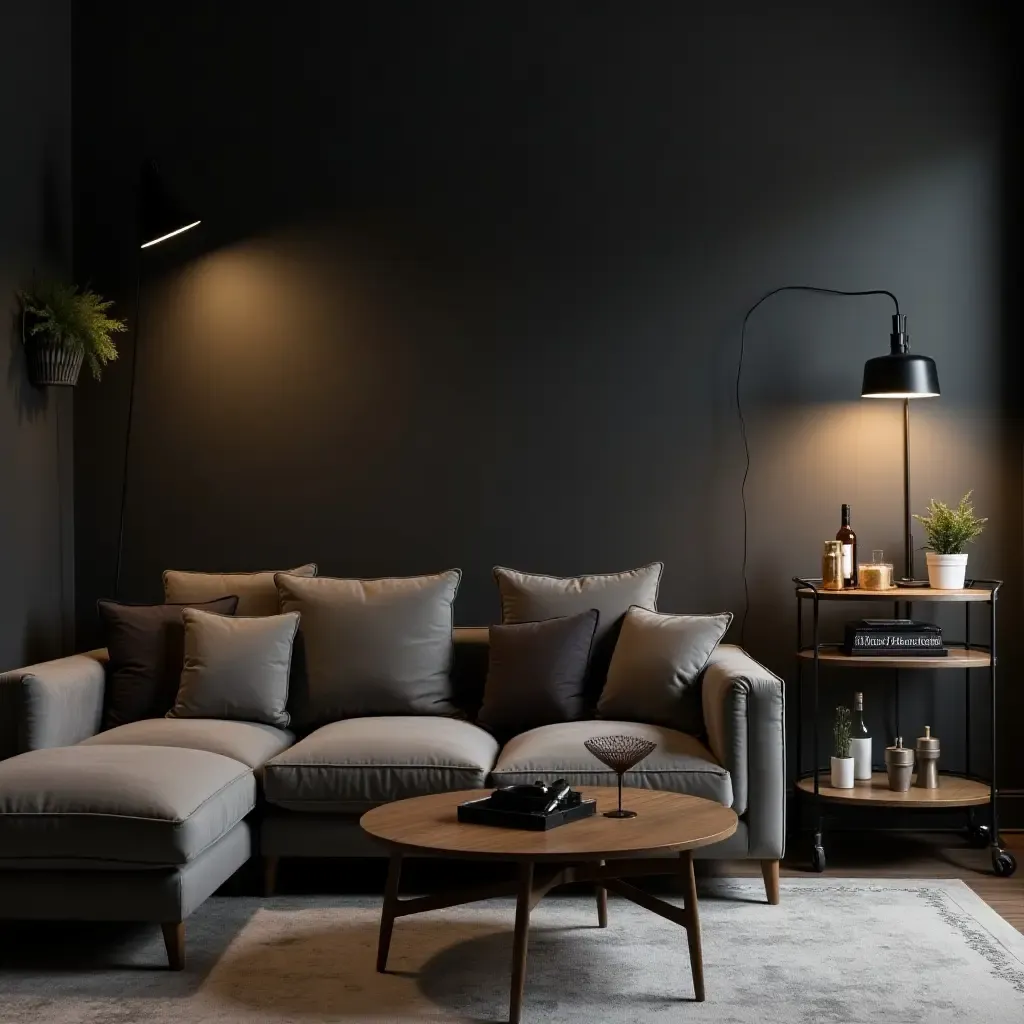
[458,796,597,831]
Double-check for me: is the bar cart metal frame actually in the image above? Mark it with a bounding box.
[792,576,1016,877]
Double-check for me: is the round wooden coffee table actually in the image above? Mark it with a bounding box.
[361,787,737,1022]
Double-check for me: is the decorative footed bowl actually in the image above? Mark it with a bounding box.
[584,735,658,818]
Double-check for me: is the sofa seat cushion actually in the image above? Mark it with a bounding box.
[81,718,295,769]
[490,720,733,807]
[263,717,499,813]
[0,745,255,868]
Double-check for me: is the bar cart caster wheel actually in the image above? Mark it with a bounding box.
[811,845,826,873]
[966,824,991,849]
[992,849,1017,878]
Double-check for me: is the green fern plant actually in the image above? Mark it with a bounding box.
[18,281,126,381]
[913,491,987,555]
[833,706,851,759]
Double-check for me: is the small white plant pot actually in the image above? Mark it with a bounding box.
[926,552,968,590]
[830,756,855,789]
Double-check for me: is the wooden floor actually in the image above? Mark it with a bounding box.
[708,831,1024,933]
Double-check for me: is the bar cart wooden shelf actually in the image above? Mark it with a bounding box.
[792,577,1016,878]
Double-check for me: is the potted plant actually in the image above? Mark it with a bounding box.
[17,280,126,387]
[831,705,854,789]
[913,491,987,590]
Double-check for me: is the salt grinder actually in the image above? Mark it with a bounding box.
[914,725,940,789]
[885,737,914,792]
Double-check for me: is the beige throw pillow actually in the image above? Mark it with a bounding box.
[163,564,317,616]
[598,606,732,734]
[276,570,461,727]
[168,607,300,728]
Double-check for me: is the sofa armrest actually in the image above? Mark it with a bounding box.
[0,649,108,758]
[702,644,786,858]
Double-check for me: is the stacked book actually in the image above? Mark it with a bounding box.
[843,619,946,657]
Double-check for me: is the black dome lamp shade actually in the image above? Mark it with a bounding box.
[138,160,200,249]
[861,315,940,398]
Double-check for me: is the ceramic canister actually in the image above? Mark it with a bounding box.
[914,726,940,789]
[885,737,914,792]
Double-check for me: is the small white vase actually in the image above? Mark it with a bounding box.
[830,756,855,789]
[926,552,968,590]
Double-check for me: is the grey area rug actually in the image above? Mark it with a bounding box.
[1,880,1022,1023]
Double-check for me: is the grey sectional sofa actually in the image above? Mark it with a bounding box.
[0,628,785,969]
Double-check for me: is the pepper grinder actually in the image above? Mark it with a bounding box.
[914,725,940,789]
[885,737,914,792]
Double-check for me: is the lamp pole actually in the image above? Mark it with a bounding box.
[112,160,199,599]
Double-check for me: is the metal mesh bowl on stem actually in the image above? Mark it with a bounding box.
[583,735,658,818]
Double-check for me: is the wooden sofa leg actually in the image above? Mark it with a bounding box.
[761,859,780,905]
[263,855,280,897]
[162,921,185,970]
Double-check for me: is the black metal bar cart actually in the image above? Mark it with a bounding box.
[792,577,1016,877]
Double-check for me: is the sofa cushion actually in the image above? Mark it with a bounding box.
[477,610,598,739]
[598,606,732,733]
[163,564,317,616]
[81,718,294,769]
[263,717,498,813]
[489,720,732,807]
[276,570,461,727]
[168,608,300,728]
[0,745,255,867]
[493,563,662,699]
[98,595,239,729]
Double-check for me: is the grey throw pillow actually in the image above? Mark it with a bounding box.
[493,563,663,698]
[598,606,732,733]
[163,564,317,616]
[276,570,461,727]
[477,610,599,739]
[168,607,300,727]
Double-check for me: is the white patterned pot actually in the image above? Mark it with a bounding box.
[926,552,968,590]
[830,756,855,789]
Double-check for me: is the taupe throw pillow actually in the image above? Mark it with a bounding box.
[98,595,240,728]
[163,564,317,616]
[168,608,300,727]
[477,610,599,739]
[598,606,732,733]
[493,563,663,697]
[276,570,461,726]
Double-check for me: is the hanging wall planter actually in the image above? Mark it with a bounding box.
[17,281,126,388]
[24,329,86,387]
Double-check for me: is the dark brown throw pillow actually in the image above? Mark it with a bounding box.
[477,609,599,739]
[98,595,239,728]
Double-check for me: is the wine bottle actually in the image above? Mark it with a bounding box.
[850,691,872,781]
[837,504,857,587]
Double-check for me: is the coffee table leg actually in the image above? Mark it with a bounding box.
[596,859,608,928]
[509,861,533,1024]
[680,851,705,1002]
[376,852,403,972]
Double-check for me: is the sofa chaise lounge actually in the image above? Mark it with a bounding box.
[0,628,785,969]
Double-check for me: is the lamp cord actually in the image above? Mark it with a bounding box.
[736,286,900,647]
[113,256,143,600]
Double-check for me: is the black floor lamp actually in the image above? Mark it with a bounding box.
[737,286,941,636]
[860,309,941,583]
[112,160,200,598]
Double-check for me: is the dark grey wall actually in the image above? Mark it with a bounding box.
[72,3,1022,816]
[0,1,74,670]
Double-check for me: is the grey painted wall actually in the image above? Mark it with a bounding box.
[0,1,74,670]
[71,4,1021,816]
